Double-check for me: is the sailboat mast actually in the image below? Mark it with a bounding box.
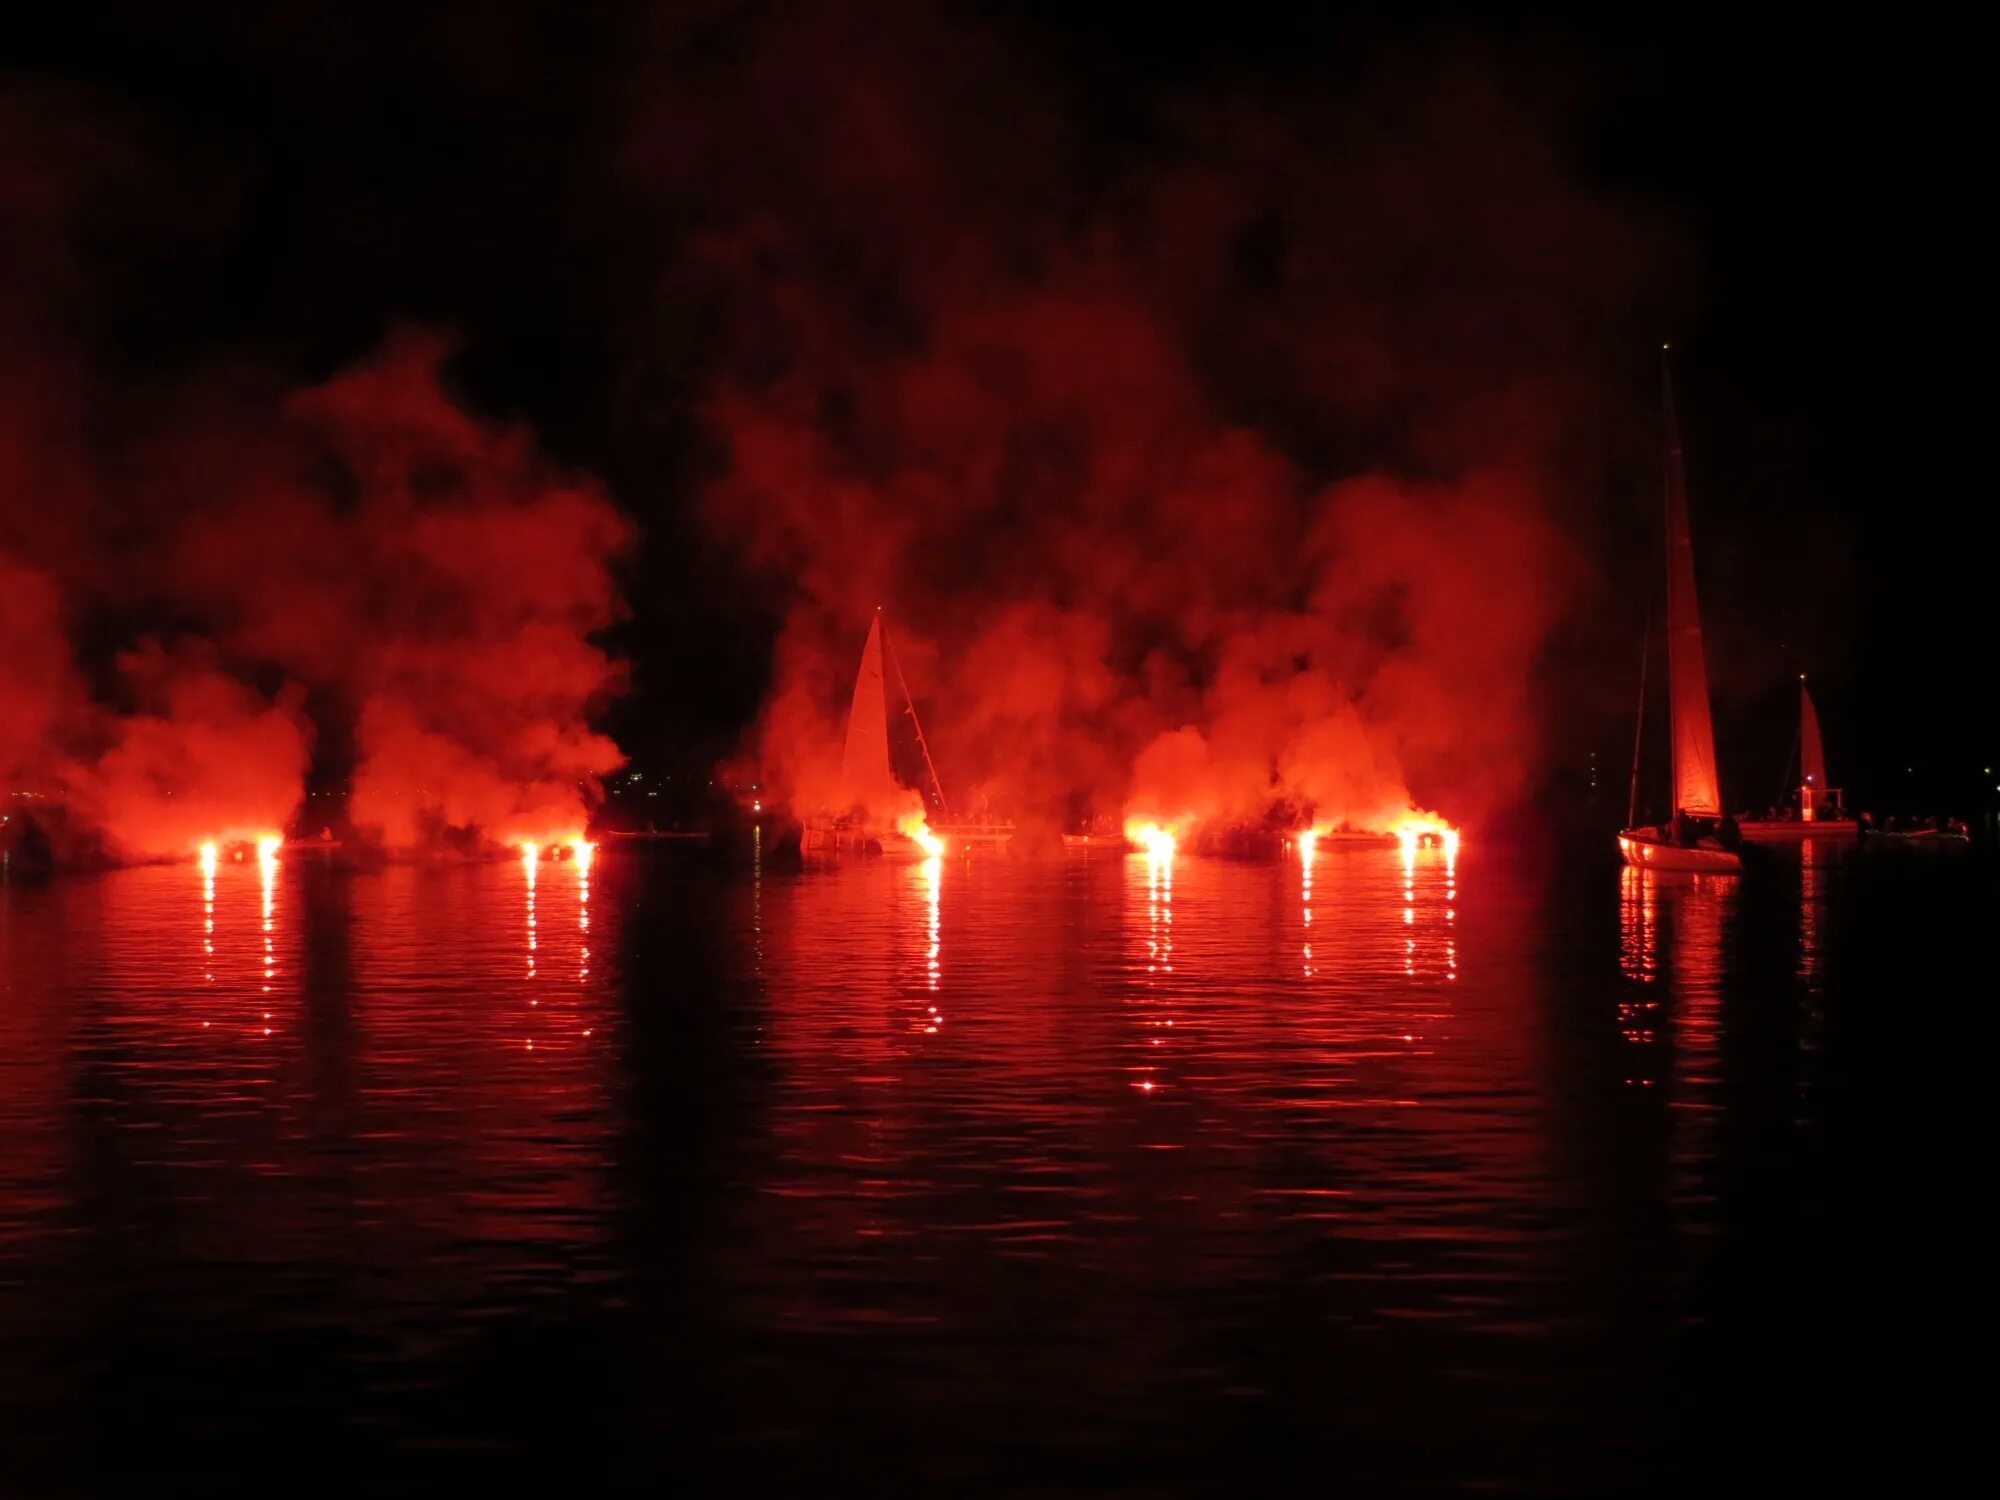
[882,619,953,822]
[1661,347,1724,818]
[1627,602,1651,829]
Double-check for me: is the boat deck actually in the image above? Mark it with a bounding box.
[1739,820,1858,842]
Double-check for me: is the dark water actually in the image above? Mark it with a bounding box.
[1,837,1977,1494]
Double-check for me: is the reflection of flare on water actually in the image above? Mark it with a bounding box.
[1300,833,1315,976]
[1131,837,1175,1094]
[923,855,942,1000]
[1799,839,1826,984]
[258,834,279,994]
[1619,866,1659,985]
[1618,866,1662,1085]
[1146,847,1174,975]
[578,843,592,983]
[523,842,538,979]
[1398,825,1458,982]
[199,843,217,983]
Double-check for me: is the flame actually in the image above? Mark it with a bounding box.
[1125,819,1178,860]
[255,833,283,868]
[198,841,219,877]
[569,838,595,875]
[894,810,945,856]
[1298,829,1318,867]
[520,841,539,873]
[1393,815,1460,860]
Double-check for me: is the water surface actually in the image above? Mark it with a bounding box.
[2,837,1968,1493]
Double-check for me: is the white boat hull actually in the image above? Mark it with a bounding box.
[1619,831,1742,873]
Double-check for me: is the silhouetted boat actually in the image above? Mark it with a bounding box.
[1740,679,1858,840]
[1862,824,1970,847]
[1620,352,1743,874]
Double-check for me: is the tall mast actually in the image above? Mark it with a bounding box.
[1662,346,1724,818]
[1627,598,1651,829]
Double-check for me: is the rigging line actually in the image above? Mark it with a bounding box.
[1775,712,1801,812]
[882,618,953,822]
[1627,585,1652,830]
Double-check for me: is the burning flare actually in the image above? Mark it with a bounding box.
[1125,819,1178,860]
[893,810,946,857]
[570,838,595,875]
[198,841,219,877]
[520,841,540,873]
[1394,816,1461,861]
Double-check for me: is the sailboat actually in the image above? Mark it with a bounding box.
[802,611,1014,854]
[1740,679,1858,840]
[1619,353,1744,873]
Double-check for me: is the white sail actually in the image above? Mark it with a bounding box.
[839,614,902,813]
[1663,367,1724,818]
[1800,684,1826,793]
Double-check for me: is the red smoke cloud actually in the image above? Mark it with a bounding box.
[637,10,1654,836]
[75,642,312,858]
[161,333,633,850]
[5,99,632,863]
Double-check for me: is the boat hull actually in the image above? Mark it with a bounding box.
[800,825,936,860]
[1618,832,1742,872]
[927,823,1016,846]
[1738,820,1857,842]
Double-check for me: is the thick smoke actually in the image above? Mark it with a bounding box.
[9,9,1677,860]
[640,10,1657,834]
[4,96,629,862]
[160,333,634,851]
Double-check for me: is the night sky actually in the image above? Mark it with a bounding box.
[5,3,1986,828]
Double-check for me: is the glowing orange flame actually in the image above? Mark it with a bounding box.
[569,838,595,875]
[198,841,219,877]
[255,834,283,869]
[520,841,539,873]
[893,810,945,856]
[1394,816,1460,860]
[1298,829,1319,867]
[1126,820,1177,860]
